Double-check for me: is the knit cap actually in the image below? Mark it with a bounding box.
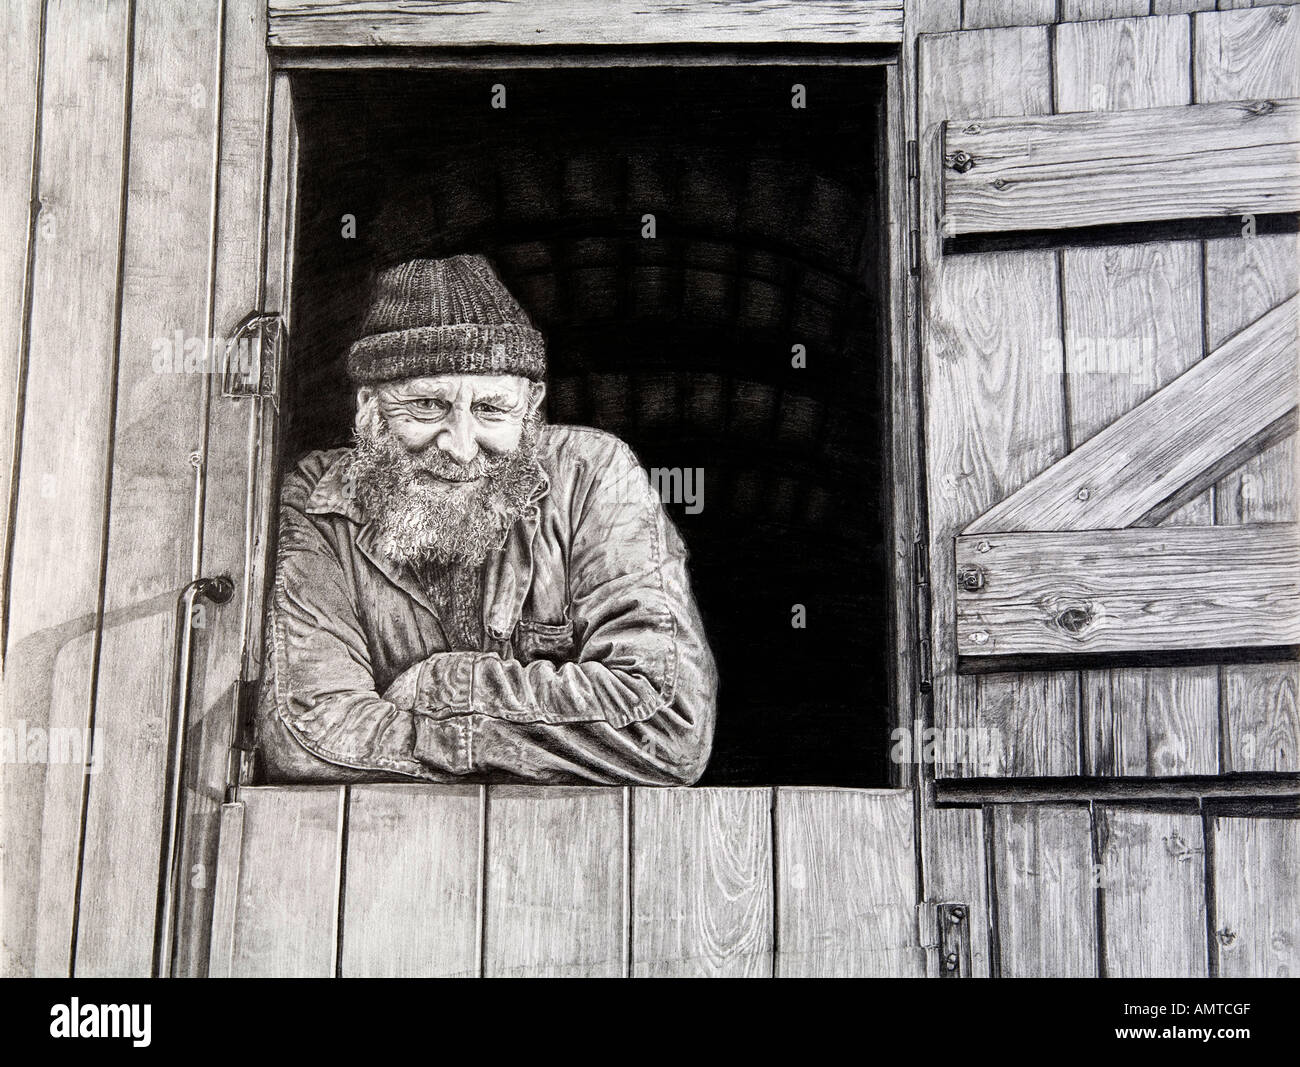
[346,255,546,383]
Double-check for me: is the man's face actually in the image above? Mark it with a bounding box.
[363,374,544,473]
[349,373,547,567]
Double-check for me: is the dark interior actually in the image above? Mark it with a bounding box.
[286,64,893,785]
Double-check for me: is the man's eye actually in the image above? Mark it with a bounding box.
[410,398,446,412]
[474,404,506,416]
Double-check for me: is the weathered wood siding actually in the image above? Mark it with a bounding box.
[919,6,1300,781]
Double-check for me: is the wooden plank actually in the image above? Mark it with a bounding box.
[1061,0,1149,20]
[73,0,224,977]
[1154,0,1214,13]
[962,0,1056,29]
[484,786,625,978]
[341,785,483,978]
[1056,15,1218,778]
[224,787,344,978]
[919,26,1076,778]
[1212,815,1300,977]
[172,0,274,978]
[0,0,131,979]
[205,802,244,979]
[0,0,41,632]
[956,524,1300,657]
[921,806,992,975]
[966,294,1298,535]
[941,99,1300,237]
[991,805,1097,976]
[268,0,905,47]
[776,788,922,976]
[631,788,772,977]
[1096,808,1207,977]
[1198,5,1300,775]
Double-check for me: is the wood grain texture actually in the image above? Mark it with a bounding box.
[340,785,483,977]
[941,98,1300,237]
[956,524,1300,656]
[1060,0,1149,18]
[1,0,131,979]
[1153,0,1215,13]
[172,0,274,978]
[484,787,625,978]
[1212,815,1300,977]
[267,0,905,47]
[962,0,1056,29]
[919,26,1077,778]
[1055,15,1217,778]
[0,0,41,633]
[920,805,991,975]
[776,788,922,976]
[222,787,343,978]
[74,0,224,977]
[631,788,773,977]
[992,805,1097,976]
[205,802,245,978]
[1096,808,1207,976]
[967,294,1298,534]
[1198,5,1300,774]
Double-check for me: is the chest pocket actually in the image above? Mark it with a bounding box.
[513,617,578,664]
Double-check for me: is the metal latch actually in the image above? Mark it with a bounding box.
[222,310,285,399]
[919,900,972,977]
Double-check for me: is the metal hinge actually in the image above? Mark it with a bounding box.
[222,310,285,399]
[224,679,261,801]
[908,229,920,275]
[913,539,933,693]
[906,138,919,180]
[919,901,971,977]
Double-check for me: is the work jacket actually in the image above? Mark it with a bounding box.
[256,424,717,785]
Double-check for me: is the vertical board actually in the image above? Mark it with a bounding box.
[74,0,225,977]
[0,0,41,616]
[341,785,483,978]
[919,26,1076,778]
[1061,0,1149,18]
[173,0,275,978]
[922,806,992,976]
[484,787,625,978]
[776,788,922,977]
[992,805,1097,976]
[1197,5,1300,774]
[1054,15,1219,777]
[1212,816,1300,977]
[962,0,1056,28]
[631,788,773,977]
[221,787,343,978]
[1,0,131,978]
[1096,808,1207,977]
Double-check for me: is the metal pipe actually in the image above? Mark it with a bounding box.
[155,574,234,978]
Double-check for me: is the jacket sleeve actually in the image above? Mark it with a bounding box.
[399,439,718,786]
[256,475,476,784]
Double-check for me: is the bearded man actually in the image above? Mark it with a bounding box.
[257,254,717,785]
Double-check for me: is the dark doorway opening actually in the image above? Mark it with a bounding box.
[287,63,892,785]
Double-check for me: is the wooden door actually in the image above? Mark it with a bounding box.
[912,3,1300,977]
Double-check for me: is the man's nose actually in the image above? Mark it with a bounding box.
[434,411,479,466]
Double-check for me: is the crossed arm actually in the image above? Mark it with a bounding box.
[258,448,717,786]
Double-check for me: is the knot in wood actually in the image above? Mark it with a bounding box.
[1245,100,1276,117]
[991,178,1008,190]
[957,564,985,592]
[963,123,983,135]
[1056,605,1094,634]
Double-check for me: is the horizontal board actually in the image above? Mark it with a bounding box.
[942,98,1300,236]
[966,294,1298,534]
[268,0,904,47]
[956,524,1300,657]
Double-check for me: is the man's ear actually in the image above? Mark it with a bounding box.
[526,380,546,417]
[355,386,380,436]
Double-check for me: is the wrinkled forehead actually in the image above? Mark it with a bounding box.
[374,374,533,406]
